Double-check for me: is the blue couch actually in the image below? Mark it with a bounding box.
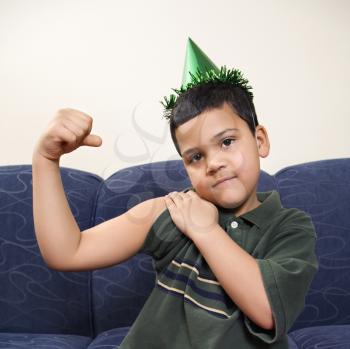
[0,158,349,348]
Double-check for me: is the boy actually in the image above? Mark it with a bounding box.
[32,38,318,348]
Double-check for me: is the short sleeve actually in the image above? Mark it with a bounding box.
[244,209,319,343]
[140,207,188,273]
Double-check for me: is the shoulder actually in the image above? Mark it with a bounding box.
[280,207,315,230]
[132,196,168,225]
[121,196,168,233]
[144,196,174,231]
[137,196,186,259]
[273,207,317,239]
[143,196,167,212]
[257,207,318,261]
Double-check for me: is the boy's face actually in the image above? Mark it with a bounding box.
[175,102,270,216]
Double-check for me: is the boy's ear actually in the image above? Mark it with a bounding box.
[255,125,270,157]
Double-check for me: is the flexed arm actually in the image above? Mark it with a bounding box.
[32,108,102,269]
[32,108,166,271]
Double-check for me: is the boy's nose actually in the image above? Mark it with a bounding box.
[206,152,226,174]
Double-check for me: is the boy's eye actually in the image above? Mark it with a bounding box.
[190,153,202,163]
[222,138,235,147]
[188,138,235,163]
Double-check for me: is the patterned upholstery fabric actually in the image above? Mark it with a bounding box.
[0,158,349,348]
[275,159,350,332]
[0,333,92,348]
[0,165,101,337]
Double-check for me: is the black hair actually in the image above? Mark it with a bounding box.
[168,81,259,156]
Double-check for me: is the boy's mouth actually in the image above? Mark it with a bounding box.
[213,176,236,187]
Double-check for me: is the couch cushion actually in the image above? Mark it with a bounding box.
[0,332,92,348]
[92,160,276,335]
[274,158,350,332]
[287,336,299,349]
[0,165,102,336]
[87,327,350,349]
[87,327,129,348]
[288,325,350,348]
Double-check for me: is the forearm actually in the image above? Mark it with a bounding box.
[192,224,274,330]
[32,152,81,269]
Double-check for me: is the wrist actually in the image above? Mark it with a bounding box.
[32,150,60,167]
[189,222,221,243]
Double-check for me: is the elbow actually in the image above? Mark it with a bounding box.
[253,305,275,330]
[262,311,275,330]
[246,306,275,330]
[43,259,65,271]
[38,248,77,271]
[42,256,72,272]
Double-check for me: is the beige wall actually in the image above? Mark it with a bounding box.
[1,0,349,178]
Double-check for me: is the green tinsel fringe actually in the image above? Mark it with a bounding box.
[161,66,253,120]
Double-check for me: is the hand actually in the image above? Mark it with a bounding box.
[34,108,102,161]
[165,190,219,239]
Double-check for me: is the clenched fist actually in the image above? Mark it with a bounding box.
[34,108,102,161]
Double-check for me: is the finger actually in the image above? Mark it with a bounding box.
[61,119,86,140]
[81,134,102,147]
[167,191,184,206]
[61,108,92,121]
[177,192,188,200]
[165,195,176,211]
[58,108,93,134]
[65,114,92,133]
[57,124,78,144]
[180,192,193,204]
[167,192,183,198]
[185,190,197,198]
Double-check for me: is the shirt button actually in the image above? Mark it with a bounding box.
[230,221,239,229]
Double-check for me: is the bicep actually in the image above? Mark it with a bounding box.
[61,196,166,271]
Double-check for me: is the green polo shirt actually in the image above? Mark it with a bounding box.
[118,190,318,349]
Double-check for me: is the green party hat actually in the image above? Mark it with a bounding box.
[181,38,220,88]
[161,37,253,119]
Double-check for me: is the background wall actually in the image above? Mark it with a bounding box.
[1,0,349,179]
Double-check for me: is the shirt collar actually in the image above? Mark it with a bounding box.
[183,187,283,229]
[217,190,283,229]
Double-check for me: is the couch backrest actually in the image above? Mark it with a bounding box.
[273,158,350,332]
[1,158,349,337]
[93,158,350,335]
[0,165,102,337]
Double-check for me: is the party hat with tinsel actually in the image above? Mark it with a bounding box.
[161,37,253,119]
[181,38,220,87]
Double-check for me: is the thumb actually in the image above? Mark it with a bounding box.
[81,134,103,147]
